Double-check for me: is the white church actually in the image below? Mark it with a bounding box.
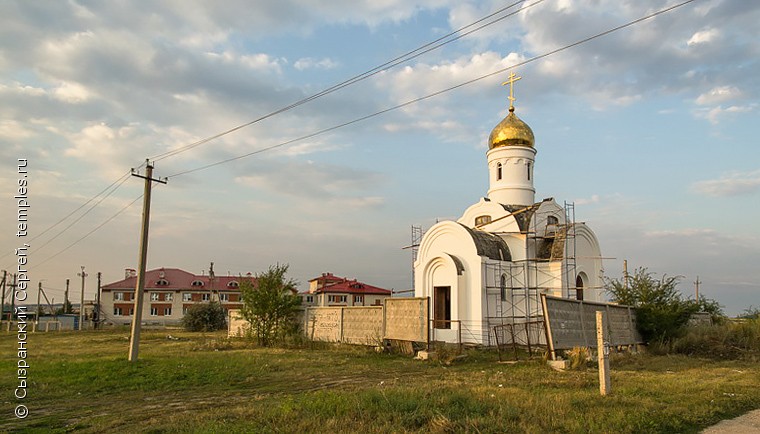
[413,74,603,345]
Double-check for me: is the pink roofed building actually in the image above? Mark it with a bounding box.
[300,272,392,307]
[100,267,262,326]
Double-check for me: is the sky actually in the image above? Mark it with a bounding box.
[0,0,758,316]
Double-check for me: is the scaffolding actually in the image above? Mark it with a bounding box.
[483,201,578,345]
[409,225,424,290]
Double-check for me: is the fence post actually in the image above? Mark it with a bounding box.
[596,310,611,396]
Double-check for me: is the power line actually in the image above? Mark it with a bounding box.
[32,173,132,255]
[168,0,697,179]
[36,193,146,268]
[150,0,540,162]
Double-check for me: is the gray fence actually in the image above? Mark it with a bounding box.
[541,294,643,357]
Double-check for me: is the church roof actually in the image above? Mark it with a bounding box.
[500,203,541,232]
[459,223,512,261]
[488,107,534,149]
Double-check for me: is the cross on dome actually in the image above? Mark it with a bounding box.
[501,71,522,112]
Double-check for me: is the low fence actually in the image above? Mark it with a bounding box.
[227,298,430,346]
[492,320,546,361]
[541,294,643,359]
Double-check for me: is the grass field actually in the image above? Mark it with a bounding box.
[2,328,759,433]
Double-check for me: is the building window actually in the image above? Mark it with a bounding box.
[496,162,502,180]
[202,293,210,301]
[500,274,507,301]
[475,215,492,227]
[114,307,122,316]
[129,308,134,315]
[354,295,364,304]
[527,162,531,180]
[164,307,172,316]
[156,279,169,286]
[227,281,239,289]
[183,307,189,315]
[150,307,158,316]
[151,292,159,301]
[165,293,173,301]
[305,295,314,303]
[114,292,124,301]
[328,295,347,303]
[183,293,192,302]
[191,280,204,287]
[220,293,230,302]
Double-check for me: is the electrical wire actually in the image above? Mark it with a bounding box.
[36,193,145,268]
[168,0,697,179]
[150,0,541,162]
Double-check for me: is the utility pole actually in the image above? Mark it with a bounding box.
[209,262,215,302]
[623,260,629,289]
[9,274,17,323]
[65,278,70,314]
[78,266,88,330]
[694,276,702,304]
[95,272,102,330]
[1,270,6,321]
[36,282,42,322]
[128,160,167,362]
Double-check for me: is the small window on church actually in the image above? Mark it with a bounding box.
[496,162,502,180]
[527,162,531,180]
[547,215,559,226]
[500,274,507,301]
[475,215,492,227]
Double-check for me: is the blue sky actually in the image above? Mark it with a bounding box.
[1,0,758,315]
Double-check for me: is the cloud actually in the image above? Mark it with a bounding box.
[691,170,760,197]
[687,28,720,46]
[695,86,741,105]
[294,57,339,71]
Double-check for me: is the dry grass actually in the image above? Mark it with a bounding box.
[2,328,759,433]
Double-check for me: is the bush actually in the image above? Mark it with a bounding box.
[181,301,227,332]
[669,319,760,360]
[239,264,301,347]
[605,267,723,343]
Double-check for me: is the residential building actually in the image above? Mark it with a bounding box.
[101,267,249,326]
[300,273,392,307]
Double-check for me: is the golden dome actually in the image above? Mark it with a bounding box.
[488,106,535,149]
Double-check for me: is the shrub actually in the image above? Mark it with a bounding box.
[605,267,723,343]
[239,264,301,347]
[669,319,760,360]
[181,301,227,332]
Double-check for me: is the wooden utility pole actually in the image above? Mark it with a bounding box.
[1,270,7,321]
[65,278,70,313]
[36,282,42,321]
[596,310,611,396]
[128,160,167,362]
[95,272,102,329]
[78,266,88,330]
[9,274,17,324]
[623,260,629,289]
[694,276,701,303]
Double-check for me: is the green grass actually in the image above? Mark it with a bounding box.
[2,329,759,433]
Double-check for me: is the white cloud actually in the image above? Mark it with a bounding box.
[695,104,755,124]
[294,57,339,71]
[695,86,741,105]
[53,81,94,103]
[687,28,720,46]
[691,170,760,197]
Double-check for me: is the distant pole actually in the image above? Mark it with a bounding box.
[694,276,701,304]
[96,272,102,329]
[36,282,42,321]
[128,160,167,362]
[1,270,7,320]
[9,274,17,323]
[596,310,611,396]
[65,278,70,313]
[78,266,88,330]
[623,260,629,289]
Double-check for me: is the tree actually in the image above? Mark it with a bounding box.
[181,301,227,332]
[605,267,722,342]
[239,264,301,347]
